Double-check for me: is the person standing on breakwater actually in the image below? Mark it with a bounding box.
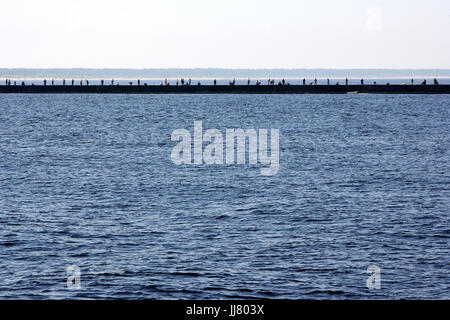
[188,78,192,85]
[422,79,427,85]
[181,78,185,85]
[411,78,414,85]
[327,78,330,85]
[214,79,217,85]
[303,78,306,85]
[71,79,74,86]
[248,78,251,85]
[314,78,317,85]
[44,79,47,86]
[434,78,439,85]
[51,79,54,85]
[101,80,104,86]
[361,78,364,85]
[345,78,349,85]
[80,80,83,86]
[111,79,115,85]
[63,79,66,86]
[137,79,140,86]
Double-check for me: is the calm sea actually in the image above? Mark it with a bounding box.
[0,94,448,299]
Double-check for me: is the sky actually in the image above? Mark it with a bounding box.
[1,0,449,69]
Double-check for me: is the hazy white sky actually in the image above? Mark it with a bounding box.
[1,0,449,68]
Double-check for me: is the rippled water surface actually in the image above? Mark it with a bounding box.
[0,94,448,299]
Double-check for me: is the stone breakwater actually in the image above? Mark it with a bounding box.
[1,84,449,94]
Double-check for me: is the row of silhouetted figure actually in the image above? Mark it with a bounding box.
[3,78,441,86]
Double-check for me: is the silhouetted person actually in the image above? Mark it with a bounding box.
[86,80,89,86]
[80,80,83,86]
[434,78,439,85]
[361,79,364,85]
[282,79,285,85]
[248,78,251,85]
[214,79,217,85]
[421,79,427,85]
[176,79,179,86]
[63,79,66,86]
[345,78,349,86]
[327,78,330,85]
[21,81,25,86]
[111,79,115,85]
[181,78,185,85]
[314,78,317,85]
[44,79,47,86]
[51,79,54,86]
[101,80,104,86]
[188,78,192,85]
[411,78,414,85]
[303,78,306,86]
[71,79,74,86]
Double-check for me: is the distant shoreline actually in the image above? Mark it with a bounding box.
[1,68,450,79]
[2,76,450,81]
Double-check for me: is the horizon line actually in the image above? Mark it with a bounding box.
[1,67,450,70]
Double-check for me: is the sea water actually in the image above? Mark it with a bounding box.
[0,94,448,299]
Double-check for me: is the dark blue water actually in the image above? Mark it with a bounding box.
[0,94,448,299]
